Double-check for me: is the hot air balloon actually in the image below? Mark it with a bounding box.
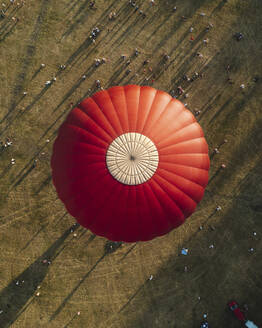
[51,85,210,242]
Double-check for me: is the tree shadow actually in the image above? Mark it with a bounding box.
[0,224,79,328]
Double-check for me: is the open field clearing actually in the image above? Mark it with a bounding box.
[0,0,262,327]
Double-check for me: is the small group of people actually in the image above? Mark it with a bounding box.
[89,1,96,9]
[108,11,117,20]
[0,137,12,149]
[41,259,51,265]
[90,26,100,42]
[94,57,107,67]
[0,0,25,20]
[128,0,147,18]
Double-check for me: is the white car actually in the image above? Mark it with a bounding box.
[245,320,259,328]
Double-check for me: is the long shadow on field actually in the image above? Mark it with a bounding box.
[0,163,12,179]
[35,174,52,195]
[119,280,148,314]
[102,3,139,48]
[0,224,79,328]
[210,0,227,16]
[39,88,92,142]
[52,76,88,113]
[119,242,138,262]
[9,143,50,190]
[49,237,124,322]
[0,0,49,126]
[134,5,174,41]
[0,20,18,42]
[208,81,260,126]
[49,250,107,322]
[64,0,82,16]
[63,312,79,328]
[20,225,48,252]
[18,84,52,116]
[12,163,36,188]
[30,66,42,81]
[61,0,116,41]
[111,7,141,47]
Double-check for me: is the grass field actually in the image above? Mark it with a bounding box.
[0,0,262,327]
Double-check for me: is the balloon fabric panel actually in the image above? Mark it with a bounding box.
[157,122,204,148]
[92,90,124,136]
[135,86,157,133]
[107,86,129,132]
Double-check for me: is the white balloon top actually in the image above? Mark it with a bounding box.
[106,132,159,185]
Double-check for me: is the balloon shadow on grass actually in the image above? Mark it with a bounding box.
[0,224,79,328]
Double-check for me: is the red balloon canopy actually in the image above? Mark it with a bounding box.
[51,85,210,242]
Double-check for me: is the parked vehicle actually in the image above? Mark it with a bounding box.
[228,301,259,328]
[200,321,209,328]
[228,300,245,321]
[245,320,259,328]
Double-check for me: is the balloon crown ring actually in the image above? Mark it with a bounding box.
[106,132,159,185]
